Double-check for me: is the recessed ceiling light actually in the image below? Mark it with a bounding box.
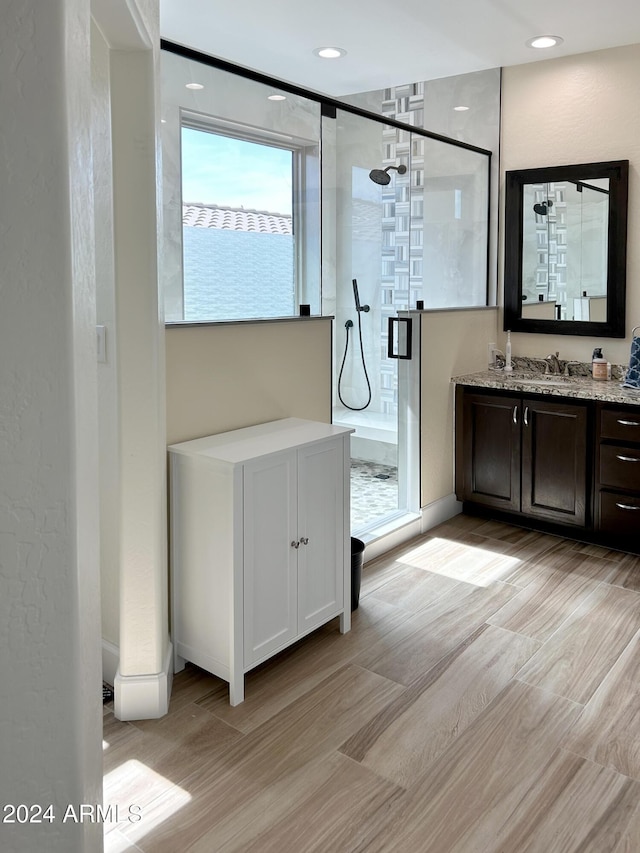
[313,47,347,59]
[453,105,470,111]
[268,94,287,101]
[526,35,564,49]
[185,82,204,90]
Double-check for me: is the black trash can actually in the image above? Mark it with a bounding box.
[350,537,365,611]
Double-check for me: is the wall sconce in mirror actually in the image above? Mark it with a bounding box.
[504,160,629,337]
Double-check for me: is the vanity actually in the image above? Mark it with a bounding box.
[467,156,638,550]
[453,370,640,552]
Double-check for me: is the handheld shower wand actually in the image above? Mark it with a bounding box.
[338,279,372,411]
[352,279,370,313]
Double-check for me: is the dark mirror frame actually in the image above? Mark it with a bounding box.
[504,160,629,337]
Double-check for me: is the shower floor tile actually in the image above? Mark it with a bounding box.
[351,459,398,533]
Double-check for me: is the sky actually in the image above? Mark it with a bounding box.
[181,127,293,215]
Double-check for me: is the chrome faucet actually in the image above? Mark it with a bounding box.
[545,352,562,374]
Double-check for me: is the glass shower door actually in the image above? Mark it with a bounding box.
[323,109,421,537]
[322,105,490,540]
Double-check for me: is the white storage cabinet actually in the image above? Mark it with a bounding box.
[168,418,353,705]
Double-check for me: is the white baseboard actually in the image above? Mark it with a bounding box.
[362,514,423,563]
[102,638,119,687]
[360,495,461,564]
[114,642,174,721]
[420,493,462,534]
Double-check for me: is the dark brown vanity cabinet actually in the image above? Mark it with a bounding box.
[455,391,521,512]
[596,404,640,535]
[455,387,588,527]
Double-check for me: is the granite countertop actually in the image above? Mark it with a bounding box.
[452,358,640,407]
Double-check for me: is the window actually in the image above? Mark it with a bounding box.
[180,123,299,322]
[160,52,323,325]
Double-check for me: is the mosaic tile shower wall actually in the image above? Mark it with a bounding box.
[377,84,426,418]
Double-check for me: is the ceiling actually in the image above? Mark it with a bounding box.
[160,0,640,97]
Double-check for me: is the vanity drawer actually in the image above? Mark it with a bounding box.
[600,408,640,443]
[599,490,640,534]
[599,444,640,491]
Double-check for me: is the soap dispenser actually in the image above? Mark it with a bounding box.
[592,347,608,381]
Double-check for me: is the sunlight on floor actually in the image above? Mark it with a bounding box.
[103,759,192,848]
[397,537,522,587]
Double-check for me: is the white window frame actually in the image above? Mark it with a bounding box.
[179,109,318,322]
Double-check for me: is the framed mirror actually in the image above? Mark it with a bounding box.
[504,160,628,337]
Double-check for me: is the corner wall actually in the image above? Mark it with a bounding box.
[110,39,169,719]
[93,19,120,664]
[500,44,640,364]
[0,2,102,850]
[420,309,499,507]
[93,0,168,722]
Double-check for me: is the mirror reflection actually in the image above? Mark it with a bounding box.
[504,160,628,338]
[522,177,609,322]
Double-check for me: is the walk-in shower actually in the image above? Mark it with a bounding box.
[328,106,490,540]
[161,41,494,547]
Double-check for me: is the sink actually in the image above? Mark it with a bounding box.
[502,373,577,387]
[514,378,573,387]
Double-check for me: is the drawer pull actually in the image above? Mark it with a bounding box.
[615,502,640,511]
[617,419,640,427]
[616,454,640,463]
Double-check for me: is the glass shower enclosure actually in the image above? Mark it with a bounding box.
[160,41,491,543]
[322,107,490,540]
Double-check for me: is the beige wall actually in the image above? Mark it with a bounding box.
[166,319,333,444]
[420,308,499,506]
[500,43,640,365]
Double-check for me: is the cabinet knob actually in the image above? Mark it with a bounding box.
[291,540,300,549]
[300,536,309,545]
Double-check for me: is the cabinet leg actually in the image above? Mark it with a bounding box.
[339,609,351,634]
[229,676,245,706]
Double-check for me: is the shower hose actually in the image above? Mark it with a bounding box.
[337,309,372,411]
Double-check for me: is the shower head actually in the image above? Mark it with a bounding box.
[533,199,553,216]
[369,164,407,185]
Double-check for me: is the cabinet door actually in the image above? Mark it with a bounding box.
[521,398,587,526]
[297,440,345,633]
[457,390,521,511]
[243,452,298,667]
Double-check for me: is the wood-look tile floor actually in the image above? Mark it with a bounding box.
[103,515,640,852]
